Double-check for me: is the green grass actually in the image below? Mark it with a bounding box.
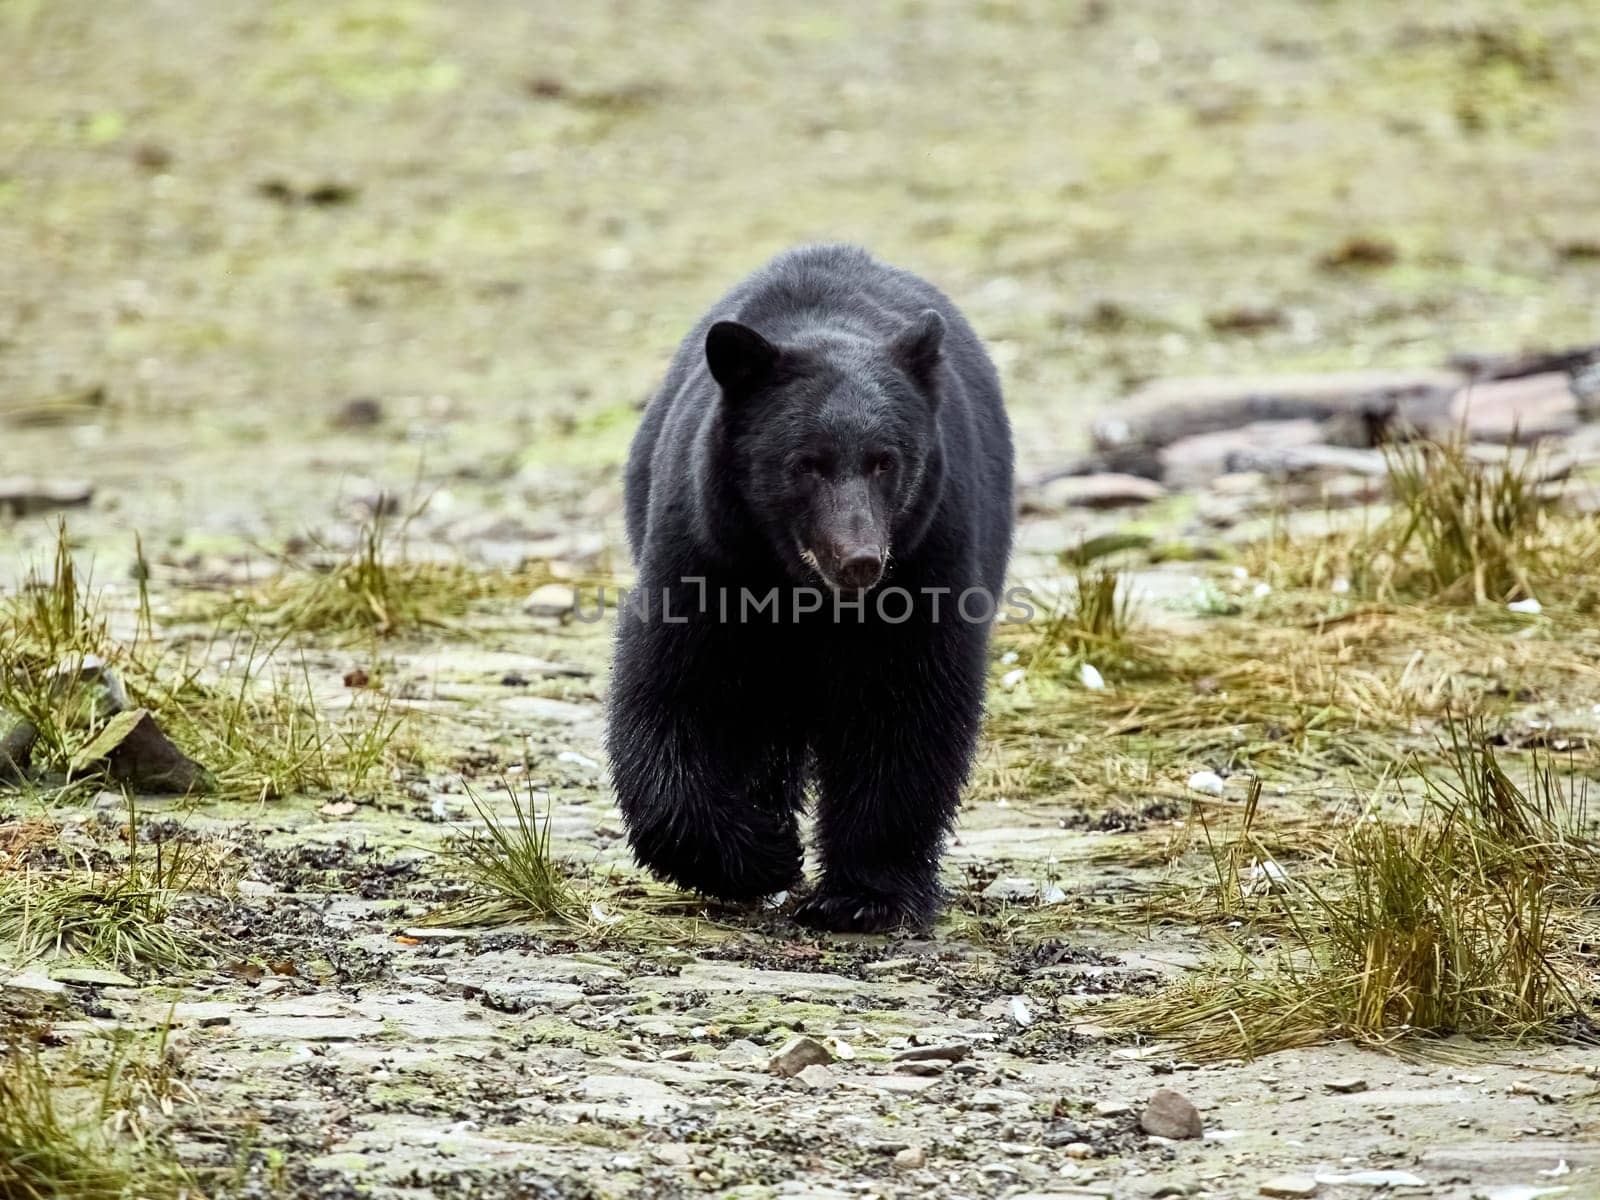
[985,444,1600,804]
[1379,437,1550,602]
[426,780,734,944]
[1028,560,1139,673]
[0,800,228,974]
[0,874,200,975]
[1,521,112,665]
[428,778,583,926]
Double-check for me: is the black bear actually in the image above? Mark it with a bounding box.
[607,244,1013,931]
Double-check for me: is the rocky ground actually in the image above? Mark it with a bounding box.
[5,2,1600,1198]
[5,356,1600,1200]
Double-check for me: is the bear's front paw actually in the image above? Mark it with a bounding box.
[626,810,803,903]
[792,885,935,934]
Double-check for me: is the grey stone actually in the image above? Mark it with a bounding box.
[471,980,586,1014]
[1238,443,1389,478]
[1160,420,1323,490]
[767,1035,832,1077]
[981,876,1043,902]
[861,957,915,977]
[69,709,213,794]
[232,1013,384,1041]
[1313,1170,1427,1187]
[715,1038,767,1065]
[524,582,576,618]
[47,655,129,725]
[0,477,94,516]
[50,965,137,987]
[494,694,597,724]
[2,972,69,1016]
[795,1063,836,1090]
[1420,1142,1600,1171]
[892,1041,973,1063]
[571,1074,689,1123]
[968,1086,1032,1110]
[868,1074,942,1094]
[1323,1076,1368,1094]
[1139,1089,1203,1139]
[0,716,37,783]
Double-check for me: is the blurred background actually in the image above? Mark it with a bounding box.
[3,0,1599,566]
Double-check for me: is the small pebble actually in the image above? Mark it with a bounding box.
[1140,1089,1203,1140]
[767,1035,832,1078]
[893,1146,926,1170]
[795,1063,835,1090]
[1323,1077,1368,1094]
[1259,1177,1319,1198]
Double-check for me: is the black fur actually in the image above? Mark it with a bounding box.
[607,244,1014,932]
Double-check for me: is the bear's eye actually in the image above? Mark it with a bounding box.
[871,454,896,476]
[795,458,821,478]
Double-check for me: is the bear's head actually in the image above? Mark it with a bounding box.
[706,310,946,592]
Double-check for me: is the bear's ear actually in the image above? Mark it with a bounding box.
[888,308,946,391]
[706,321,781,398]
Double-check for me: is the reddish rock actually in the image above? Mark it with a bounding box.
[1449,344,1600,381]
[1093,369,1463,454]
[767,1035,832,1078]
[1159,420,1322,490]
[1021,473,1167,514]
[1450,372,1578,443]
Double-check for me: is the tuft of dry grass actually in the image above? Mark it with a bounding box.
[222,512,551,640]
[136,632,407,803]
[1096,721,1599,1059]
[0,1036,200,1200]
[0,801,229,974]
[1,521,411,802]
[1244,436,1600,605]
[986,506,1600,803]
[1028,561,1139,673]
[1380,437,1548,602]
[425,779,755,945]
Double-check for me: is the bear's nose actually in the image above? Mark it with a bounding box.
[835,545,885,590]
